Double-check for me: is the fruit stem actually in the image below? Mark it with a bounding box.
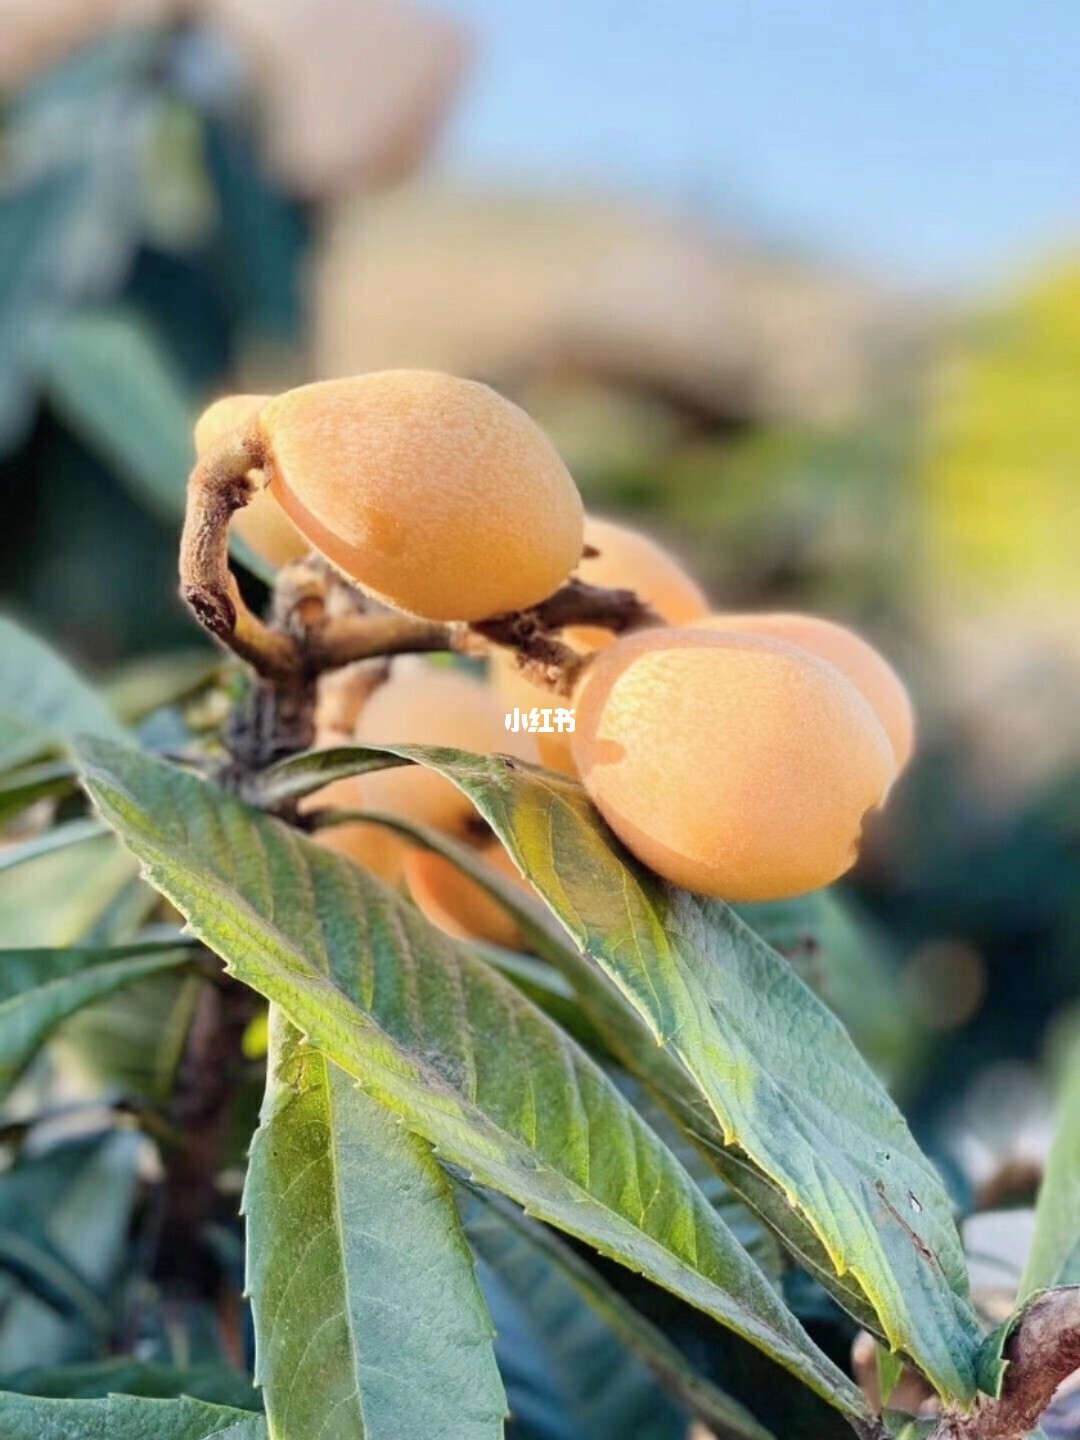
[180,426,299,678]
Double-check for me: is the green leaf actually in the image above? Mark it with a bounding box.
[311,806,883,1335]
[55,967,201,1103]
[0,1361,260,1409]
[0,942,191,1100]
[0,1133,141,1369]
[0,1392,267,1439]
[0,835,137,949]
[258,745,982,1402]
[461,1187,777,1440]
[882,1416,936,1440]
[33,311,274,583]
[33,311,194,527]
[0,617,127,770]
[0,761,78,824]
[0,819,106,875]
[736,890,919,1089]
[1019,1034,1080,1301]
[78,740,868,1424]
[876,1344,906,1408]
[244,1009,506,1440]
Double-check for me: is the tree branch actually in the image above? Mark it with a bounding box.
[932,1289,1080,1440]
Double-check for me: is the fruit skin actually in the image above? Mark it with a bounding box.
[697,612,915,769]
[353,661,538,837]
[301,729,409,884]
[489,652,576,775]
[311,776,410,885]
[489,516,708,772]
[406,842,530,950]
[570,516,708,649]
[572,629,895,902]
[193,394,309,569]
[258,370,585,621]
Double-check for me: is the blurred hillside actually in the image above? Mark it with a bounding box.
[314,184,929,429]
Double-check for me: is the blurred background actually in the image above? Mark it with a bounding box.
[0,0,1077,1302]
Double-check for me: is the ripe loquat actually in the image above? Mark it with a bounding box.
[406,842,532,950]
[572,629,895,901]
[255,371,584,621]
[696,612,914,769]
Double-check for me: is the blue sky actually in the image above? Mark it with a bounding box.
[437,1,1079,288]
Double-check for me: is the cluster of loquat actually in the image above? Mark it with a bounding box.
[194,370,913,947]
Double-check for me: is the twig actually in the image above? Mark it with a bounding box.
[931,1288,1080,1440]
[179,443,663,695]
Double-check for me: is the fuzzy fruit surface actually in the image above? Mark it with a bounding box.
[489,514,709,773]
[697,612,915,770]
[573,629,895,901]
[258,371,585,621]
[406,842,531,951]
[353,661,538,837]
[193,394,310,569]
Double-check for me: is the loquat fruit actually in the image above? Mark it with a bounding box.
[696,612,914,770]
[405,842,532,951]
[572,629,895,901]
[353,661,538,838]
[255,370,584,621]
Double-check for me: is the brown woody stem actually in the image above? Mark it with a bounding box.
[179,450,662,698]
[930,1288,1080,1440]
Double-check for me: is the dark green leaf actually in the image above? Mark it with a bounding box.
[0,1361,259,1409]
[0,942,191,1100]
[0,1133,141,1369]
[33,311,194,527]
[244,1009,506,1440]
[461,1188,776,1440]
[308,805,883,1334]
[258,745,982,1402]
[0,1392,267,1439]
[79,740,868,1423]
[33,311,274,582]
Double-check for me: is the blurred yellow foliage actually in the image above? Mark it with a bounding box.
[923,259,1080,619]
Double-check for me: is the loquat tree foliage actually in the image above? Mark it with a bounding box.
[0,369,1077,1440]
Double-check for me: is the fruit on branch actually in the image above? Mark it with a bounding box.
[489,515,708,772]
[193,394,309,568]
[489,654,576,775]
[696,612,915,769]
[349,661,538,838]
[255,370,585,621]
[406,843,533,950]
[570,516,709,648]
[299,721,411,883]
[572,629,896,901]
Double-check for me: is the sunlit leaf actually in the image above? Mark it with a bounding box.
[257,744,983,1402]
[79,740,868,1423]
